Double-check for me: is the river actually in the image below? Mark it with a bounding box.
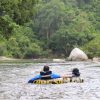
[0,61,100,100]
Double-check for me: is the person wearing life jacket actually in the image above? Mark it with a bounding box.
[61,68,80,78]
[28,65,60,83]
[40,65,52,80]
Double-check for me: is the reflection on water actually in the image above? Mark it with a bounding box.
[0,61,100,100]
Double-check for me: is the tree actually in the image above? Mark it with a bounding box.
[0,0,37,25]
[32,0,78,51]
[82,35,100,58]
[0,15,14,39]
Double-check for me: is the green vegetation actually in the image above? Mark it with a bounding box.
[82,35,100,58]
[0,0,100,58]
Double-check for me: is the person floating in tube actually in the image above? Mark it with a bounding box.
[28,65,60,83]
[61,68,81,78]
[28,65,81,83]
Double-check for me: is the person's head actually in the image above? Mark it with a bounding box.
[43,65,49,72]
[72,68,80,77]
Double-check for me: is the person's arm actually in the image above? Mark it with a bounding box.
[41,75,51,77]
[61,75,72,78]
[51,73,60,79]
[28,75,41,83]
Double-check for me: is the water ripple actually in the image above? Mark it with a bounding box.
[0,62,100,100]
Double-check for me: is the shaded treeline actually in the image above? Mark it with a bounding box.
[0,0,100,58]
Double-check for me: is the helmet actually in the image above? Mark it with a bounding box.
[72,68,80,77]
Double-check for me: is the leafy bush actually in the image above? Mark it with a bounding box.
[0,41,7,56]
[49,25,94,57]
[5,25,43,58]
[82,35,100,58]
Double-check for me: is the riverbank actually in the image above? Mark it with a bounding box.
[0,56,53,63]
[0,56,17,60]
[0,56,66,63]
[0,56,100,64]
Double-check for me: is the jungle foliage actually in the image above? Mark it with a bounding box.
[0,0,100,58]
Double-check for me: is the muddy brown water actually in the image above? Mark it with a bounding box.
[0,61,100,100]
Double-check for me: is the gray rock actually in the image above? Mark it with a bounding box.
[68,48,88,61]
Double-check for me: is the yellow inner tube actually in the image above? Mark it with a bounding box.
[33,77,84,84]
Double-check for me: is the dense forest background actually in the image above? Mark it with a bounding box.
[0,0,100,58]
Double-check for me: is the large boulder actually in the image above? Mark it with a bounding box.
[68,48,88,61]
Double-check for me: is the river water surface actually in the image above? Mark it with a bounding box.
[0,61,100,100]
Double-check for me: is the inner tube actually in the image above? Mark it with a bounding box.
[33,77,84,84]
